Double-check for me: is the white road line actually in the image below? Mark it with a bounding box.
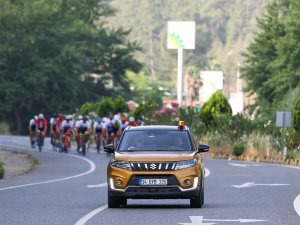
[74,205,108,225]
[79,167,211,225]
[0,154,96,191]
[294,195,300,216]
[204,168,210,177]
[228,163,248,167]
[87,183,107,188]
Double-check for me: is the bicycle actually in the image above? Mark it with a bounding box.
[62,131,71,153]
[94,132,104,153]
[30,132,36,148]
[36,130,44,152]
[78,131,89,156]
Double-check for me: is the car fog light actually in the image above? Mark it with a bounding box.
[116,180,123,186]
[184,179,191,185]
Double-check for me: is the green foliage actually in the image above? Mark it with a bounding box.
[0,0,141,133]
[133,95,159,124]
[285,150,298,160]
[113,96,129,113]
[0,121,10,134]
[179,106,206,136]
[77,102,95,117]
[0,162,4,179]
[292,98,300,132]
[107,0,269,89]
[232,141,246,157]
[95,97,114,117]
[200,91,232,128]
[242,0,300,117]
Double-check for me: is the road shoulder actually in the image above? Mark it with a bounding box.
[0,149,37,179]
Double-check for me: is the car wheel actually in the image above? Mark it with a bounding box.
[190,179,204,208]
[108,194,126,208]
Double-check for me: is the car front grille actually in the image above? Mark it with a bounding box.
[130,162,176,171]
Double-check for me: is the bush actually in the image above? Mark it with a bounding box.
[200,90,232,128]
[0,162,4,179]
[0,121,10,134]
[285,150,298,160]
[292,98,300,132]
[232,141,246,157]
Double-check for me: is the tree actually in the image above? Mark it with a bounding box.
[200,91,232,128]
[242,0,300,117]
[95,97,115,117]
[0,0,141,133]
[113,96,129,113]
[293,98,300,132]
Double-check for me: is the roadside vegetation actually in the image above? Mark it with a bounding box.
[0,0,299,160]
[0,161,4,179]
[0,150,38,179]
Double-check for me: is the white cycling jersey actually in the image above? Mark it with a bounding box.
[94,121,103,129]
[50,117,56,125]
[77,120,91,129]
[61,120,73,128]
[29,119,36,126]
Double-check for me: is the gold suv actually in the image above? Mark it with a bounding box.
[105,122,209,208]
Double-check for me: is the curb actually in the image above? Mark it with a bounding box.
[210,153,300,167]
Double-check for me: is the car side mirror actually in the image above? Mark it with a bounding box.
[104,144,115,153]
[198,144,209,153]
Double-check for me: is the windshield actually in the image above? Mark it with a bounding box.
[118,130,193,152]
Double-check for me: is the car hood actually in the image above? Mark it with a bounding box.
[114,151,195,162]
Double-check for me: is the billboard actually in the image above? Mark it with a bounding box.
[199,71,223,104]
[229,92,244,115]
[167,21,195,49]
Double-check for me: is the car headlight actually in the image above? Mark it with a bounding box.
[111,160,131,170]
[175,159,197,170]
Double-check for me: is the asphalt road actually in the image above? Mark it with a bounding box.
[0,135,300,225]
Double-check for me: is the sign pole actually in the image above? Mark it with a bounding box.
[177,48,183,107]
[282,112,285,157]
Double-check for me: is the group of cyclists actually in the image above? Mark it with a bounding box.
[28,112,143,154]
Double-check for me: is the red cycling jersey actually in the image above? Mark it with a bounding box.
[35,118,47,132]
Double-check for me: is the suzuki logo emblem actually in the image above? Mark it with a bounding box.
[150,163,156,170]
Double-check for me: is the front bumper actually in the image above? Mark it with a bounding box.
[108,177,200,199]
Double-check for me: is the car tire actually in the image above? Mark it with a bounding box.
[108,194,126,208]
[190,179,204,208]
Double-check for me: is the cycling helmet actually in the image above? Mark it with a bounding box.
[34,115,38,120]
[78,115,83,120]
[114,114,120,121]
[53,113,58,118]
[83,116,88,122]
[38,113,44,119]
[96,117,102,123]
[129,117,134,122]
[58,113,64,120]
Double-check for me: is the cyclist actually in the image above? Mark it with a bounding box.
[113,114,122,145]
[49,113,58,146]
[75,115,83,151]
[76,116,91,154]
[36,113,47,137]
[121,115,129,132]
[35,113,47,150]
[93,117,103,152]
[29,115,37,148]
[61,115,73,152]
[128,117,138,127]
[103,112,115,145]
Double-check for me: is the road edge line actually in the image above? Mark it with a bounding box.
[0,154,96,191]
[74,204,108,225]
[294,195,300,216]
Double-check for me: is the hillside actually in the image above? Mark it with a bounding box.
[106,0,272,93]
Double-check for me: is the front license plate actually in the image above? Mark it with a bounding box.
[138,179,168,186]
